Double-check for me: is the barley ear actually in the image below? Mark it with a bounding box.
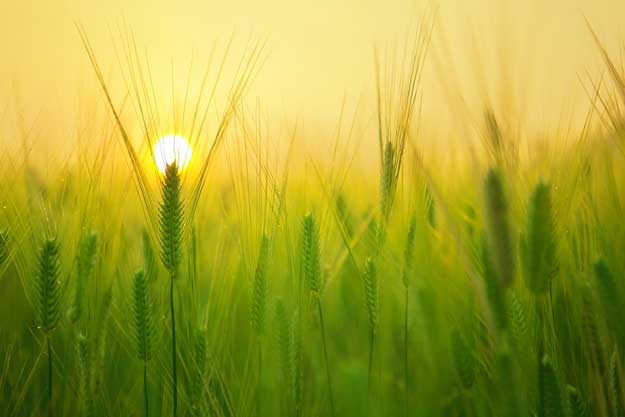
[159,162,184,280]
[380,141,395,219]
[35,238,62,335]
[251,234,270,337]
[362,257,379,336]
[483,168,515,288]
[566,385,587,417]
[132,269,154,363]
[301,212,321,295]
[451,328,475,390]
[522,182,557,295]
[70,231,98,323]
[402,213,417,288]
[540,356,565,417]
[507,291,527,350]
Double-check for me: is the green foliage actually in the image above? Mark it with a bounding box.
[251,234,270,336]
[521,182,557,295]
[35,238,62,335]
[132,269,154,363]
[483,169,515,288]
[159,162,184,279]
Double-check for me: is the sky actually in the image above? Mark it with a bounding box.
[0,0,624,148]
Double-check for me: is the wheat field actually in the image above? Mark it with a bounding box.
[1,5,625,417]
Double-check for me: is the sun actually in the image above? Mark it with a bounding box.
[153,134,193,174]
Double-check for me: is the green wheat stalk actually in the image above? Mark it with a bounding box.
[159,162,184,417]
[34,238,61,417]
[301,212,335,417]
[132,269,155,417]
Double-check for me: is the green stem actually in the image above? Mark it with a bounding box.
[367,329,375,415]
[144,363,149,417]
[257,340,262,417]
[536,299,545,417]
[317,301,335,417]
[404,286,409,417]
[47,335,53,417]
[170,278,178,417]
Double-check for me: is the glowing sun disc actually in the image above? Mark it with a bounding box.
[154,134,192,174]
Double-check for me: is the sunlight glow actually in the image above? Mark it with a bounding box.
[154,134,193,174]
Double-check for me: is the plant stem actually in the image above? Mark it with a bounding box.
[47,335,53,417]
[367,329,375,415]
[317,301,335,417]
[403,286,409,417]
[170,278,178,417]
[257,340,262,417]
[536,298,545,417]
[142,362,149,417]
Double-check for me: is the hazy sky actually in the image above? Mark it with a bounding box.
[1,0,624,141]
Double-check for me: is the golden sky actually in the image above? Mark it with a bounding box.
[1,0,624,143]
